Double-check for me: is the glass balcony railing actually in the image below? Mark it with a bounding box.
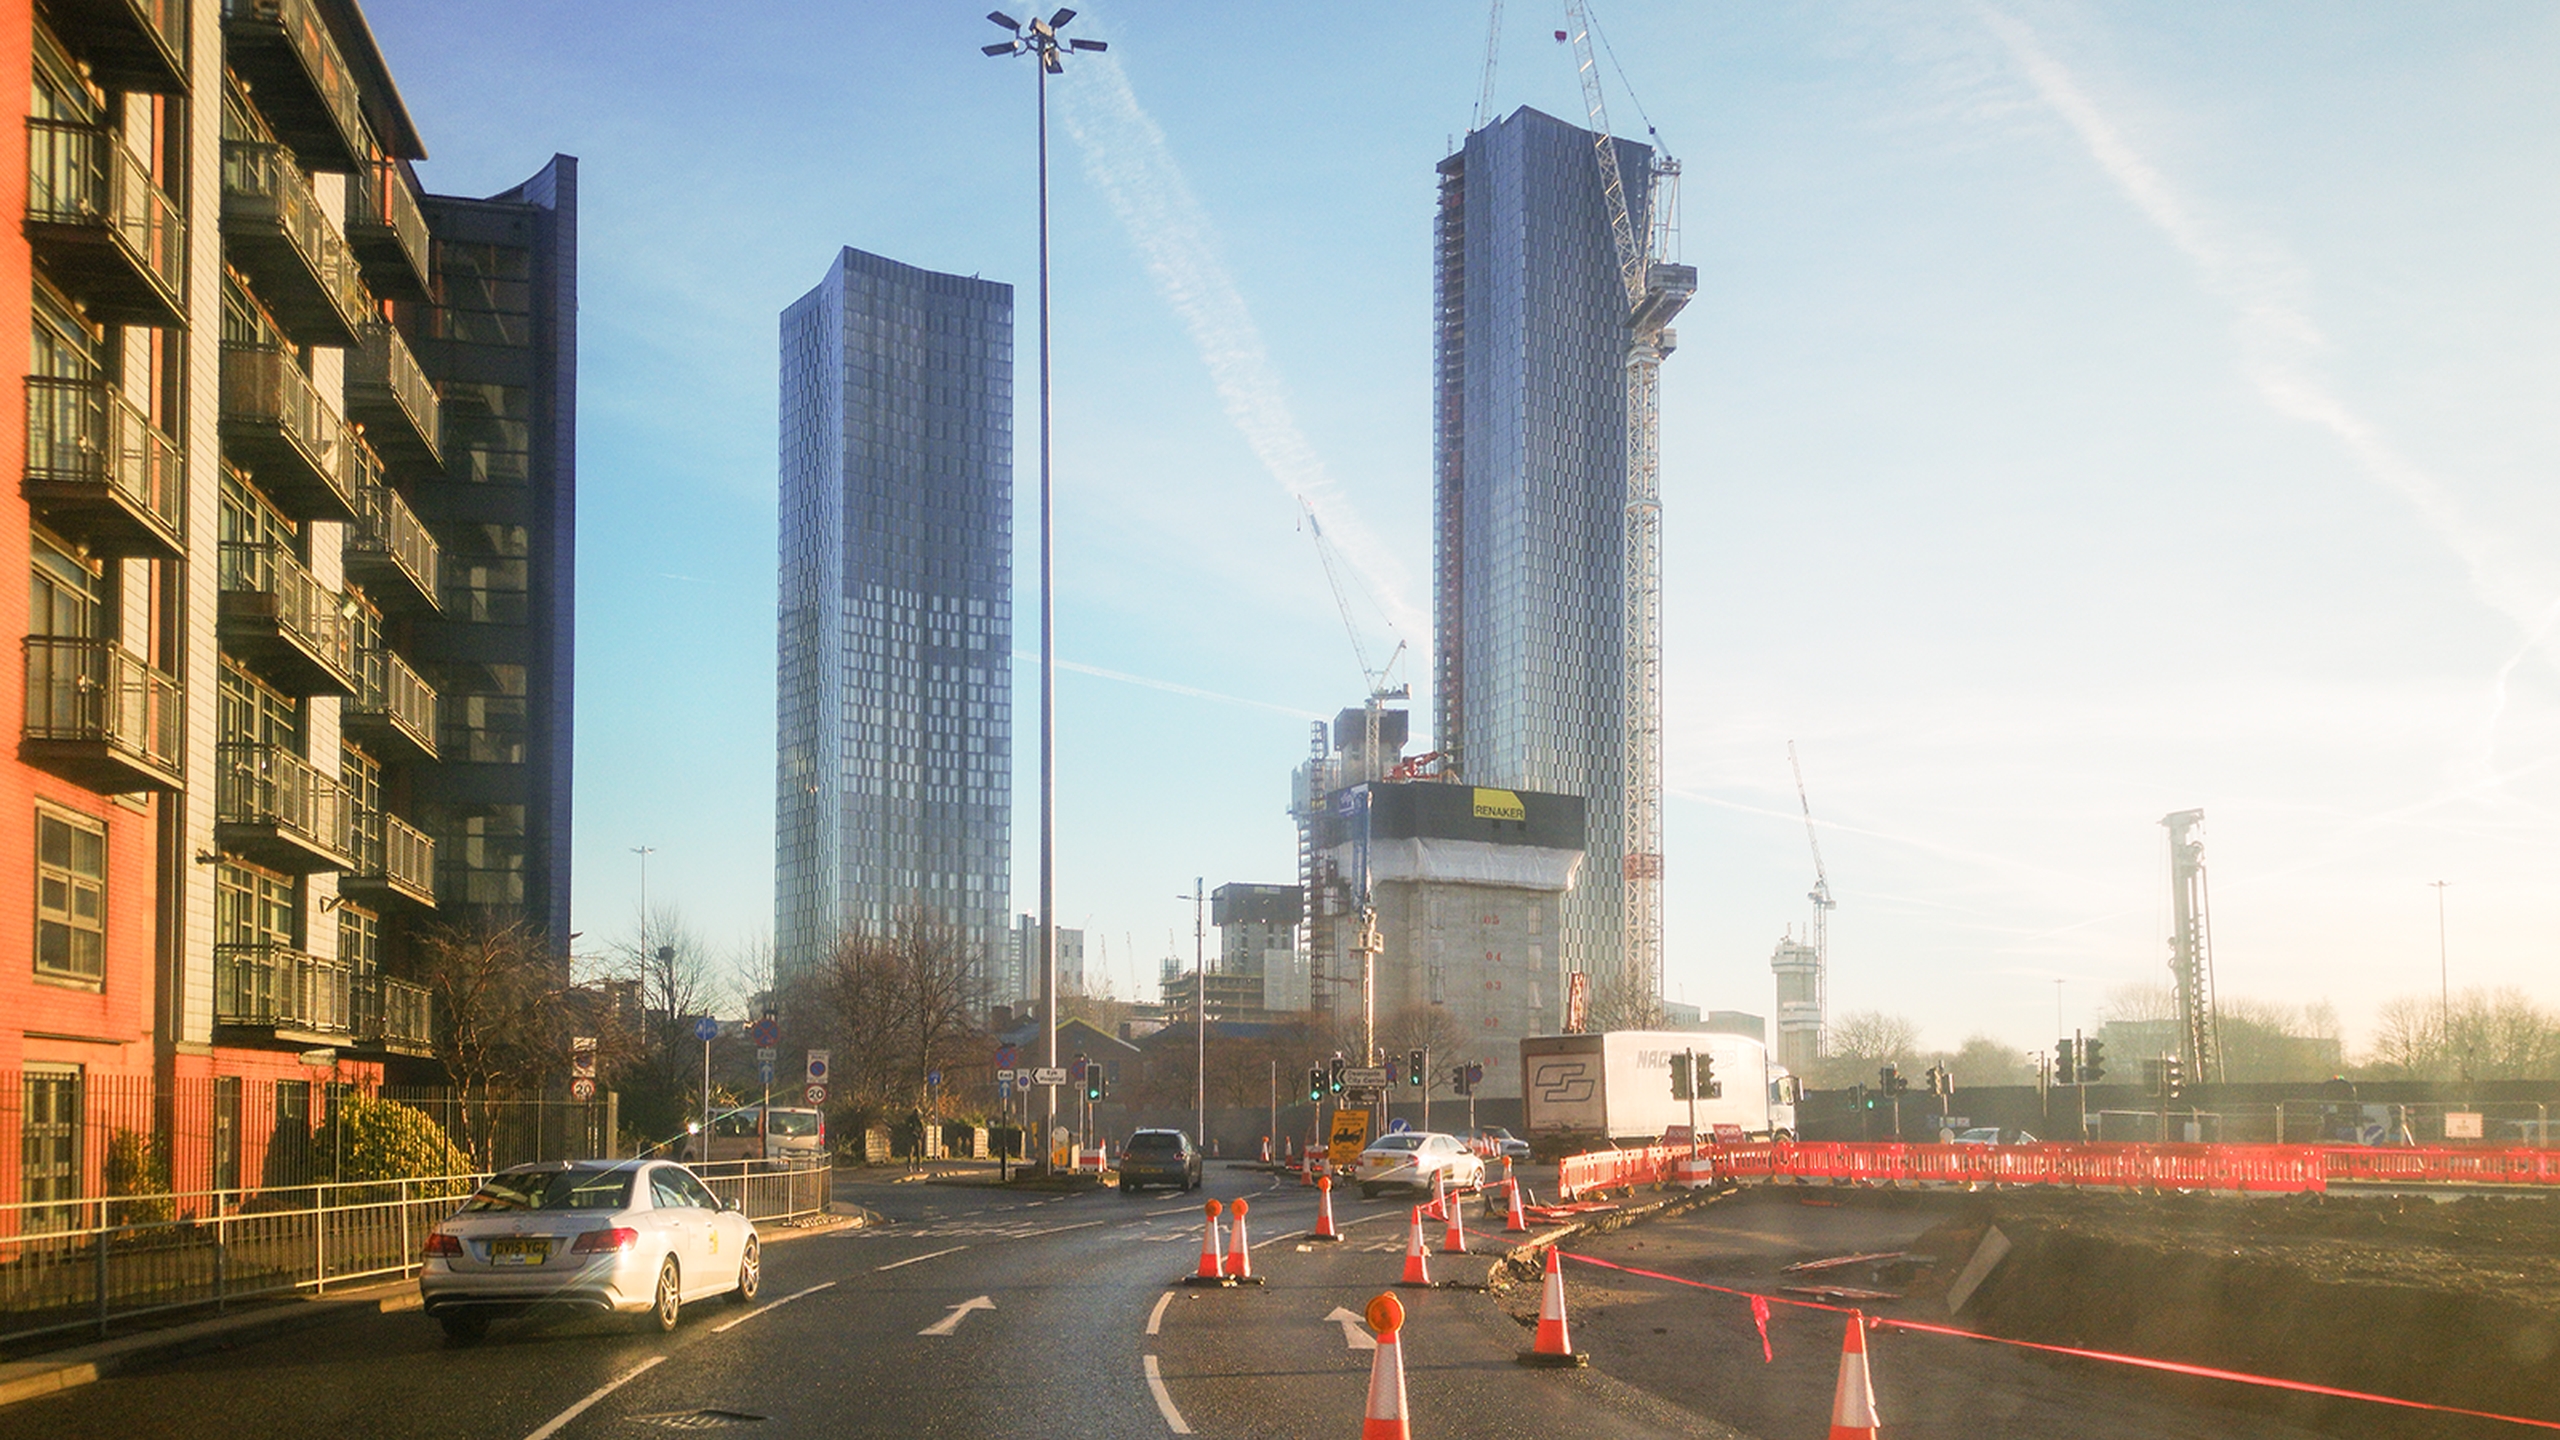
[21,637,184,793]
[22,374,186,559]
[219,342,358,521]
[222,139,369,347]
[220,0,367,173]
[23,118,186,329]
[346,643,438,761]
[215,740,355,870]
[347,156,429,300]
[215,942,351,1034]
[354,972,432,1048]
[218,539,359,696]
[345,319,441,467]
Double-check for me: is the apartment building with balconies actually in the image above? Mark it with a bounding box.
[3,0,574,1212]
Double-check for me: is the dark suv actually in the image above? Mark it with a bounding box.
[1118,1129,1202,1194]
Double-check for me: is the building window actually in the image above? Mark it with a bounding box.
[21,1066,82,1228]
[216,861,296,950]
[35,808,105,983]
[338,903,378,974]
[213,1076,242,1193]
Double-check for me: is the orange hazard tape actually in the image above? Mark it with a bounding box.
[1557,1252,2560,1432]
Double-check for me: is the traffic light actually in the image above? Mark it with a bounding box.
[1328,1056,1346,1095]
[2081,1038,2108,1085]
[1452,1065,1470,1096]
[1670,1052,1693,1100]
[1408,1050,1425,1086]
[1879,1063,1907,1096]
[1926,1066,1953,1103]
[1851,1082,1871,1111]
[1086,1066,1106,1103]
[2162,1057,2185,1102]
[2055,1039,2077,1085]
[1307,1067,1323,1103]
[1700,1052,1721,1100]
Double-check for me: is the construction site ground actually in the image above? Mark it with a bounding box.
[1502,1182,2560,1439]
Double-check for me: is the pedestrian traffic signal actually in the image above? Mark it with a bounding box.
[2081,1038,2108,1085]
[2055,1039,2077,1085]
[1328,1056,1346,1095]
[1670,1052,1692,1100]
[1409,1050,1425,1086]
[1307,1066,1323,1103]
[1699,1052,1721,1100]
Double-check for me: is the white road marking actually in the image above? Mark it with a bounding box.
[875,1245,970,1271]
[521,1355,665,1440]
[711,1280,838,1334]
[919,1295,996,1336]
[1145,1290,1175,1335]
[1146,1205,1205,1217]
[1143,1354,1193,1434]
[1018,1219,1107,1239]
[1324,1306,1378,1351]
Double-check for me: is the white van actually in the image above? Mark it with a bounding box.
[693,1106,828,1167]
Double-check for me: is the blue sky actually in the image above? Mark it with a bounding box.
[364,2,2560,1054]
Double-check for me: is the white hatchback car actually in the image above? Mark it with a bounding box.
[1352,1131,1488,1199]
[418,1161,759,1344]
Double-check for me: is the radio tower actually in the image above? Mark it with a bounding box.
[1564,2,1694,1020]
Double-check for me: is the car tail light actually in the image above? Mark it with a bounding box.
[423,1231,462,1257]
[572,1226,640,1254]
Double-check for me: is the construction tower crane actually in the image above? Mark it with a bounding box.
[1470,0,1503,133]
[1777,742,1835,1068]
[2162,810,2223,1084]
[1789,742,1836,971]
[1563,2,1695,1021]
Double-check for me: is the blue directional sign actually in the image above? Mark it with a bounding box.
[1386,1117,1410,1134]
[694,1016,719,1042]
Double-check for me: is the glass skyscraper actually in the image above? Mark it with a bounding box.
[775,248,1013,995]
[1432,108,1654,1017]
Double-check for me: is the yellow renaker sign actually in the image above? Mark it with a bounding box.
[1327,1108,1371,1168]
[1472,787,1526,822]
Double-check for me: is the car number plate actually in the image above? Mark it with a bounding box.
[490,1238,549,1265]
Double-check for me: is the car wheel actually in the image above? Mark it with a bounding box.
[644,1257,681,1333]
[728,1236,760,1305]
[437,1312,489,1346]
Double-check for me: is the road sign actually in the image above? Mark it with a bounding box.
[995,1046,1017,1069]
[1033,1066,1068,1086]
[806,1050,830,1083]
[927,1070,942,1088]
[570,1077,596,1102]
[1343,1087,1383,1105]
[1386,1117,1410,1133]
[997,1075,1012,1099]
[759,1060,774,1086]
[751,1016,779,1048]
[804,1083,828,1106]
[694,1016,719,1042]
[571,1036,597,1080]
[1013,1068,1034,1087]
[1342,1066,1388,1089]
[1326,1108,1371,1168]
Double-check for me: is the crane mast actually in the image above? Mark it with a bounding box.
[1564,2,1693,1024]
[2163,809,2222,1084]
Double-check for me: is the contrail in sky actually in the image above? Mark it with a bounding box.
[1978,8,2560,677]
[1016,650,1324,721]
[1054,46,1426,645]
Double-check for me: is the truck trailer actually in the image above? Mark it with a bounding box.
[1519,1031,1798,1145]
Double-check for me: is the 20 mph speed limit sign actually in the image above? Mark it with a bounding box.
[804,1083,828,1106]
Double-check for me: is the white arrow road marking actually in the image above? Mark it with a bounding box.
[919,1295,996,1336]
[1143,1354,1193,1434]
[1325,1307,1379,1351]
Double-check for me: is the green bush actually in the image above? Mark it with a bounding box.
[104,1128,173,1225]
[316,1094,473,1199]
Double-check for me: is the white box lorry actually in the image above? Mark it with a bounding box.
[1519,1031,1798,1145]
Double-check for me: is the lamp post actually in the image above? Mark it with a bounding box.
[1180,878,1206,1149]
[984,7,1105,1175]
[2431,880,2451,1058]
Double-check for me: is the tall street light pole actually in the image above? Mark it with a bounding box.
[1182,878,1206,1148]
[630,844,656,962]
[985,8,1104,1174]
[2431,880,2451,1049]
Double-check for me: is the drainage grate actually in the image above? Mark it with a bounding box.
[627,1410,768,1429]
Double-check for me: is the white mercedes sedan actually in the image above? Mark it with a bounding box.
[418,1160,759,1343]
[1352,1131,1488,1199]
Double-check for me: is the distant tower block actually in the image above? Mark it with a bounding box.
[1771,936,1823,1074]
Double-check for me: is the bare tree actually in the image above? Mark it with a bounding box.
[414,914,567,1165]
[1378,1004,1468,1104]
[795,909,989,1132]
[1804,1010,1922,1088]
[2363,987,2560,1082]
[612,906,728,1141]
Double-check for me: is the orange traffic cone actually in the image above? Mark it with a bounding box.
[1505,1173,1530,1233]
[1184,1199,1228,1285]
[1828,1311,1880,1438]
[1423,1168,1447,1222]
[1361,1293,1410,1440]
[1223,1198,1262,1282]
[1312,1175,1342,1241]
[1300,1155,1313,1187]
[1442,1188,1468,1254]
[1516,1246,1587,1366]
[1398,1206,1432,1287]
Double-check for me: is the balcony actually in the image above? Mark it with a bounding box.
[353,972,432,1053]
[219,343,358,521]
[37,0,189,95]
[21,638,183,793]
[214,942,351,1039]
[343,809,435,909]
[344,320,440,469]
[343,643,437,763]
[218,540,358,697]
[24,119,187,330]
[22,375,186,560]
[222,140,368,348]
[344,481,438,611]
[216,740,355,872]
[346,157,428,302]
[219,0,366,173]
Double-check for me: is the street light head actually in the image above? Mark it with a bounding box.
[1069,38,1107,51]
[1049,7,1078,27]
[986,10,1021,28]
[1041,47,1063,73]
[982,41,1016,55]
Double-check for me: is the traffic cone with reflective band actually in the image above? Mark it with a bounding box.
[1515,1246,1587,1367]
[1398,1207,1432,1287]
[1300,1155,1313,1187]
[1828,1310,1880,1438]
[1361,1293,1410,1440]
[1312,1175,1342,1240]
[1261,1136,1271,1163]
[1441,1186,1468,1254]
[1183,1199,1228,1285]
[1423,1168,1447,1222]
[1223,1198,1261,1281]
[1505,1171,1531,1233]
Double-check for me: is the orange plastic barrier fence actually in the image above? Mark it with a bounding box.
[1559,1139,2560,1197]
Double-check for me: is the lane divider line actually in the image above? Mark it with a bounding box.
[521,1355,665,1440]
[876,1245,971,1271]
[1021,1219,1109,1239]
[1143,1354,1192,1434]
[711,1280,838,1334]
[1146,1290,1175,1336]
